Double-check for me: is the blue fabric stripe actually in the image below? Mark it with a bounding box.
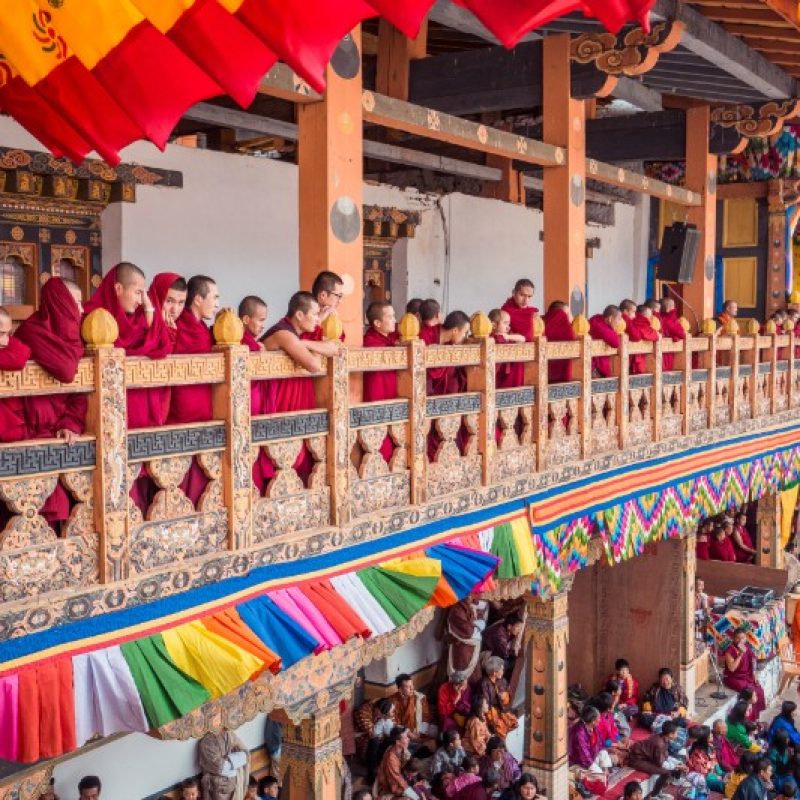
[2,420,798,665]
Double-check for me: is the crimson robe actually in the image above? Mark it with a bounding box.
[302,323,345,342]
[625,314,651,375]
[260,317,316,486]
[167,308,215,505]
[501,298,538,386]
[659,309,686,371]
[588,315,620,378]
[146,272,181,412]
[243,328,271,494]
[0,338,31,443]
[492,333,519,390]
[426,341,467,461]
[84,266,173,428]
[709,535,736,562]
[363,328,400,464]
[543,307,577,383]
[15,278,86,523]
[419,323,441,346]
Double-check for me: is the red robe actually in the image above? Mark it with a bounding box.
[733,524,755,563]
[709,535,736,562]
[543,306,576,383]
[302,323,345,343]
[627,314,659,375]
[492,333,518,389]
[659,309,686,371]
[696,536,710,561]
[426,341,467,461]
[243,328,271,494]
[15,278,86,523]
[363,328,400,464]
[588,315,620,378]
[501,298,538,387]
[260,317,316,486]
[146,272,182,419]
[83,266,173,428]
[167,308,215,505]
[0,338,31,443]
[419,323,440,346]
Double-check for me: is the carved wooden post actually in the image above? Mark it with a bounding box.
[680,532,698,715]
[573,315,592,459]
[469,312,495,486]
[681,336,692,436]
[756,492,784,569]
[705,330,717,430]
[748,328,760,419]
[789,330,797,409]
[768,331,778,416]
[212,311,253,550]
[523,590,570,799]
[325,345,352,526]
[281,705,343,800]
[398,317,426,506]
[652,337,663,443]
[534,337,549,470]
[617,334,630,449]
[729,334,740,423]
[83,309,129,583]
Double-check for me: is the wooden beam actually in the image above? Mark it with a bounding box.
[376,20,412,100]
[611,77,663,111]
[587,158,700,205]
[543,35,587,313]
[652,0,797,99]
[258,63,321,103]
[763,0,800,28]
[723,22,800,42]
[717,182,769,200]
[362,90,563,167]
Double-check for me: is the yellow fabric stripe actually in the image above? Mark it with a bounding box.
[379,557,442,578]
[781,485,799,548]
[34,0,142,71]
[128,0,197,34]
[162,620,262,699]
[0,1,69,84]
[510,515,537,576]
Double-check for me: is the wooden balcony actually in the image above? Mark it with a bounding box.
[0,321,797,641]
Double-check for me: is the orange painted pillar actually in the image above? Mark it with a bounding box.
[297,29,364,344]
[683,106,718,322]
[281,706,343,800]
[543,34,587,315]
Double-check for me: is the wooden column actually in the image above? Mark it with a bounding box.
[768,180,788,318]
[468,334,496,486]
[523,590,570,799]
[683,106,718,320]
[680,532,698,714]
[281,705,343,800]
[543,34,586,313]
[398,337,427,505]
[375,19,426,99]
[756,492,784,569]
[298,29,364,344]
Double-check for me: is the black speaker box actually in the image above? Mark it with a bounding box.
[658,223,702,284]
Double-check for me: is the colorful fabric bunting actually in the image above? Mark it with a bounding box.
[426,544,499,600]
[358,561,440,625]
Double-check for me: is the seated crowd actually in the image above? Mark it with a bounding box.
[695,510,757,565]
[565,641,800,800]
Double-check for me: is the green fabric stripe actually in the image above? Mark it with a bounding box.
[357,568,438,625]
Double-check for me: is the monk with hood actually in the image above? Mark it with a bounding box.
[542,301,577,383]
[0,306,31,443]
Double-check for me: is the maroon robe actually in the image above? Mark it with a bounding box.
[363,328,400,464]
[543,306,576,383]
[709,535,736,562]
[626,314,654,375]
[659,309,686,371]
[0,338,31,443]
[420,323,441,346]
[696,536,710,561]
[302,323,345,343]
[492,333,520,390]
[167,308,215,505]
[733,524,755,563]
[15,278,86,522]
[83,266,173,428]
[260,317,316,486]
[501,298,538,387]
[243,328,271,494]
[426,341,467,461]
[723,644,766,718]
[146,272,182,420]
[588,315,620,378]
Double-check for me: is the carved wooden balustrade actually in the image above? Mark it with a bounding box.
[0,320,798,614]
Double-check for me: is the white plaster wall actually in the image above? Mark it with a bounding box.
[363,613,442,687]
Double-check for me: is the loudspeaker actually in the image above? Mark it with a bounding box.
[658,223,702,284]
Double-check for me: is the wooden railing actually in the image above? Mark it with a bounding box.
[0,316,798,615]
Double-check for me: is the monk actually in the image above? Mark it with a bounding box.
[488,308,525,389]
[589,305,622,378]
[363,301,400,465]
[167,275,220,505]
[83,262,173,428]
[304,270,345,342]
[261,291,337,486]
[444,596,484,682]
[406,298,423,320]
[427,310,471,396]
[0,306,31,443]
[149,273,187,348]
[501,279,538,342]
[543,301,577,383]
[716,299,738,331]
[629,304,660,375]
[14,279,86,526]
[419,298,442,345]
[659,297,686,371]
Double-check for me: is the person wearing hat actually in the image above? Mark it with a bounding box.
[438,671,473,733]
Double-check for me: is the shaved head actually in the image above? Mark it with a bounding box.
[238,295,267,319]
[115,261,145,287]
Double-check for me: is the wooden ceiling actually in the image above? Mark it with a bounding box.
[687,0,800,78]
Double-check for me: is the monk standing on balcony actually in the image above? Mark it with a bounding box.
[15,278,86,526]
[659,297,686,371]
[589,305,622,378]
[83,262,173,427]
[0,306,31,442]
[542,301,577,383]
[501,279,538,342]
[261,291,337,484]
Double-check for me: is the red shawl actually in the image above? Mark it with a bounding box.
[148,271,181,349]
[419,323,440,346]
[501,297,539,342]
[627,314,658,375]
[263,318,317,413]
[167,309,215,424]
[0,337,31,442]
[709,535,736,562]
[363,328,400,402]
[242,328,269,415]
[144,272,182,426]
[588,315,620,378]
[659,309,686,371]
[15,278,86,441]
[543,306,576,383]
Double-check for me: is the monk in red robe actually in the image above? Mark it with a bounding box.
[543,301,577,383]
[303,270,345,342]
[628,304,660,375]
[501,279,538,342]
[426,310,471,461]
[167,275,220,505]
[149,272,187,348]
[659,297,686,371]
[14,278,86,526]
[716,299,738,332]
[406,298,423,321]
[363,301,400,464]
[261,292,337,486]
[83,262,174,428]
[419,298,442,345]
[589,305,622,378]
[489,308,526,389]
[0,306,31,443]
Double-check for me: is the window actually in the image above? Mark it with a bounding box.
[55,258,77,283]
[0,256,26,305]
